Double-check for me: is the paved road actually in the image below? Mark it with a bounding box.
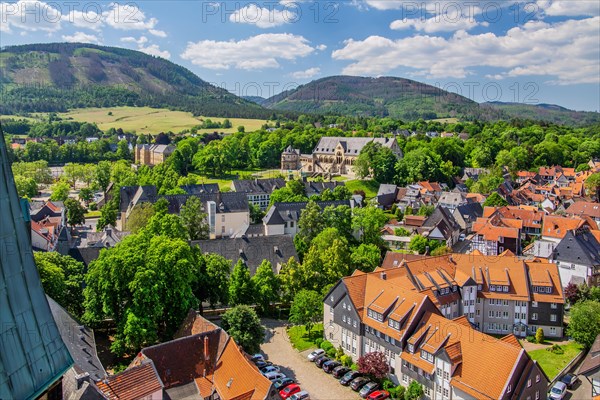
[261,319,360,400]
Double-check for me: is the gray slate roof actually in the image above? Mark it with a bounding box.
[304,181,345,196]
[47,296,106,381]
[232,178,286,195]
[554,229,600,266]
[1,126,73,399]
[453,203,483,223]
[69,247,102,269]
[191,235,298,275]
[263,200,351,225]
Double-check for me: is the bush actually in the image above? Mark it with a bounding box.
[536,328,545,344]
[351,362,358,371]
[315,338,323,348]
[390,385,405,400]
[336,345,345,360]
[89,202,97,211]
[326,347,337,357]
[320,340,333,351]
[341,355,353,367]
[526,335,536,343]
[547,344,564,354]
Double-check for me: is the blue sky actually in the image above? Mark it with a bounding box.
[1,0,599,111]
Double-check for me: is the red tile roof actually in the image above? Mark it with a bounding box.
[96,362,163,400]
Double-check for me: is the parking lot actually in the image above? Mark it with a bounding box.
[261,319,360,400]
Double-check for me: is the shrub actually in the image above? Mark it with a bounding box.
[390,385,405,400]
[315,338,323,348]
[536,328,545,344]
[341,355,353,367]
[336,345,345,360]
[526,335,536,343]
[382,378,395,390]
[89,202,97,211]
[320,340,333,351]
[547,344,564,354]
[326,347,337,357]
[350,362,358,371]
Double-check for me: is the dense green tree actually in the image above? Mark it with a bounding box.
[586,173,600,202]
[64,198,86,228]
[95,161,112,194]
[483,192,508,207]
[355,142,397,183]
[50,179,70,201]
[405,381,425,400]
[568,301,600,349]
[352,206,388,247]
[251,260,279,313]
[322,205,353,241]
[395,148,449,186]
[278,257,304,302]
[180,196,209,240]
[409,235,430,254]
[202,253,231,307]
[14,175,38,198]
[351,243,381,272]
[269,180,308,205]
[97,201,118,230]
[471,169,505,195]
[289,289,323,334]
[228,260,255,306]
[301,228,352,289]
[78,187,94,205]
[221,305,265,354]
[64,163,83,188]
[34,252,85,317]
[83,230,200,355]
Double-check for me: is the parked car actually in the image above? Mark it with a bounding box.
[264,371,286,381]
[333,366,351,379]
[323,360,341,373]
[367,390,390,400]
[315,356,330,368]
[459,233,466,241]
[307,349,325,361]
[289,390,310,400]
[351,377,371,391]
[549,382,567,400]
[280,384,301,399]
[255,360,273,369]
[359,382,379,398]
[340,371,361,386]
[273,377,295,390]
[560,373,579,389]
[260,365,280,374]
[251,354,265,363]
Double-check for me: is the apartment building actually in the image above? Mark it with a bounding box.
[324,265,549,399]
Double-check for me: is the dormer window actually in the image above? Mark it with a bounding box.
[408,344,414,353]
[503,286,509,292]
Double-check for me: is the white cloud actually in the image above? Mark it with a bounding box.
[390,6,485,32]
[291,67,321,79]
[537,0,600,16]
[332,17,600,85]
[181,33,315,70]
[63,9,104,31]
[62,31,101,44]
[103,3,158,31]
[229,4,297,28]
[0,0,62,33]
[149,28,167,37]
[364,0,406,10]
[316,44,327,51]
[120,36,148,45]
[138,44,171,59]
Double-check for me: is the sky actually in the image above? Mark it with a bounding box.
[1,0,599,111]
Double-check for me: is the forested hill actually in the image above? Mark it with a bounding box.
[262,75,487,121]
[263,76,600,126]
[0,43,274,118]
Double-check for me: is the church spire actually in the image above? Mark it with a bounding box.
[0,126,73,398]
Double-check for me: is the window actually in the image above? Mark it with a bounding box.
[402,374,408,383]
[551,303,558,309]
[343,302,346,309]
[527,378,531,387]
[532,301,538,308]
[476,310,480,316]
[342,315,346,322]
[536,374,540,383]
[506,384,512,393]
[532,313,538,321]
[443,388,449,397]
[550,327,556,335]
[443,371,449,380]
[221,214,225,222]
[550,314,557,322]
[353,320,357,328]
[536,391,540,400]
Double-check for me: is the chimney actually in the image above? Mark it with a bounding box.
[204,335,210,362]
[380,271,387,280]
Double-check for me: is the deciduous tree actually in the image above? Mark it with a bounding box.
[180,196,209,240]
[567,300,600,349]
[64,198,86,228]
[358,352,389,379]
[35,252,85,317]
[289,289,323,334]
[251,260,279,313]
[221,305,265,354]
[229,260,254,306]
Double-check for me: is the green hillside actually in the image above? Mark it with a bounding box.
[0,43,273,119]
[482,102,600,126]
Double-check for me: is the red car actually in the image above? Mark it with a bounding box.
[368,390,390,400]
[280,384,301,399]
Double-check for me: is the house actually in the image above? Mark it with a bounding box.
[484,206,544,236]
[437,191,469,211]
[47,296,107,399]
[135,144,175,166]
[262,200,354,237]
[553,228,600,287]
[231,178,286,210]
[461,168,489,182]
[304,180,345,197]
[191,235,298,275]
[542,215,593,242]
[417,181,444,198]
[85,226,128,248]
[566,201,600,223]
[30,200,70,253]
[289,136,402,177]
[0,127,73,400]
[471,216,521,255]
[324,258,550,398]
[418,206,461,247]
[579,334,600,400]
[375,252,565,338]
[451,203,483,233]
[98,311,276,400]
[281,145,302,170]
[377,184,399,209]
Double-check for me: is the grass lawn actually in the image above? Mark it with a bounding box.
[345,179,380,199]
[50,106,267,134]
[84,210,101,218]
[191,169,283,191]
[528,342,584,380]
[287,323,324,352]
